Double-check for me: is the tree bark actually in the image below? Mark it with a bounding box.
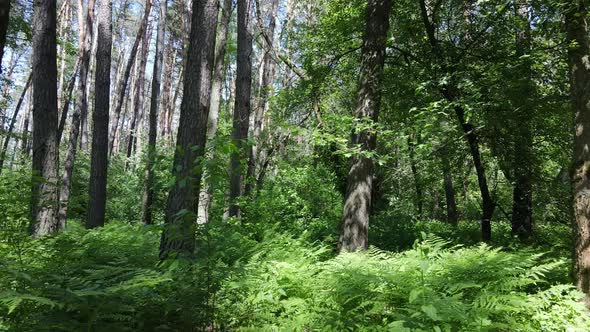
[245,0,279,196]
[228,0,254,218]
[338,0,391,252]
[108,0,152,156]
[87,0,112,229]
[142,0,166,225]
[566,0,590,296]
[57,59,81,145]
[159,38,175,137]
[441,149,458,224]
[0,74,31,173]
[408,133,423,219]
[76,0,96,151]
[160,0,218,259]
[126,19,152,167]
[510,0,534,240]
[197,0,234,224]
[31,0,60,236]
[0,0,11,74]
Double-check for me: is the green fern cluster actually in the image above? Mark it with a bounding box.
[217,234,589,331]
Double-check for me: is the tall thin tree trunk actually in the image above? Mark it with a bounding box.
[228,0,254,218]
[57,1,71,109]
[566,0,590,296]
[160,0,219,259]
[0,0,11,74]
[81,0,98,150]
[245,0,279,196]
[441,150,458,224]
[57,59,81,144]
[58,0,96,227]
[408,133,423,219]
[419,0,495,241]
[197,0,234,224]
[31,0,60,236]
[126,20,152,167]
[21,92,33,156]
[108,0,152,156]
[159,39,175,137]
[87,0,112,229]
[142,0,167,225]
[338,0,392,252]
[511,0,534,240]
[0,75,32,173]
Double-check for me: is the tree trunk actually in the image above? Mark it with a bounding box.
[245,0,279,196]
[566,0,590,296]
[228,0,254,218]
[142,0,166,225]
[21,92,33,156]
[419,0,494,241]
[441,150,458,224]
[31,0,60,236]
[338,0,392,252]
[126,20,152,167]
[108,0,152,156]
[160,0,219,259]
[57,59,81,144]
[408,133,423,219]
[197,0,234,224]
[0,0,11,74]
[159,39,175,137]
[510,0,534,240]
[76,0,96,150]
[87,0,112,229]
[0,75,32,173]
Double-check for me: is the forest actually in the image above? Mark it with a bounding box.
[1,0,590,330]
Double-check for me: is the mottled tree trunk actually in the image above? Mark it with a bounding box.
[566,0,590,296]
[228,0,254,218]
[338,0,391,252]
[511,0,534,240]
[0,0,11,74]
[87,0,112,229]
[108,0,152,156]
[197,0,233,224]
[160,0,218,259]
[31,0,60,236]
[142,0,166,225]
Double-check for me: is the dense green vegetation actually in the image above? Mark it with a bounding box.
[2,0,590,330]
[0,161,587,330]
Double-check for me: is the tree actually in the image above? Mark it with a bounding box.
[245,0,279,196]
[87,0,112,229]
[197,0,234,224]
[338,0,392,252]
[510,0,534,239]
[0,0,10,73]
[142,0,167,225]
[228,0,254,218]
[160,0,219,259]
[419,0,495,241]
[31,0,60,237]
[566,0,590,296]
[108,0,152,156]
